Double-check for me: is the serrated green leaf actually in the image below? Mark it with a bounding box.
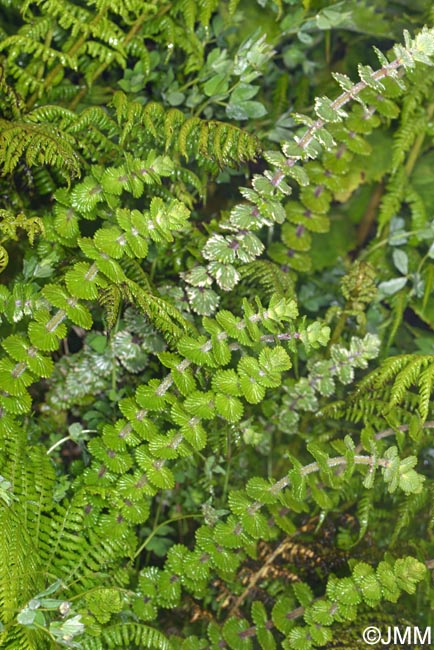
[2,334,54,377]
[215,394,244,422]
[177,335,217,367]
[184,391,215,419]
[246,477,278,505]
[65,262,102,299]
[136,380,168,411]
[28,321,66,352]
[238,356,266,404]
[272,597,297,635]
[212,369,242,396]
[94,227,128,259]
[222,617,252,650]
[135,448,175,489]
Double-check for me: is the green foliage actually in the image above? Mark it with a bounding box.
[0,1,433,649]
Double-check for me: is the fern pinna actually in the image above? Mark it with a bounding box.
[0,2,434,648]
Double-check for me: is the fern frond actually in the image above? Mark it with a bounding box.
[392,113,425,171]
[0,35,76,69]
[26,104,76,126]
[82,622,173,650]
[0,209,44,245]
[21,0,93,37]
[418,362,434,421]
[0,442,61,647]
[0,119,81,179]
[239,260,295,298]
[383,356,427,406]
[322,392,421,425]
[400,65,434,122]
[30,167,59,194]
[83,40,126,71]
[124,279,196,344]
[406,185,427,230]
[0,507,42,626]
[391,490,429,545]
[91,0,155,20]
[353,354,434,422]
[112,92,262,167]
[0,619,42,650]
[354,491,374,544]
[67,106,118,137]
[0,63,25,119]
[173,0,197,31]
[0,245,8,273]
[16,485,127,594]
[119,258,154,292]
[198,0,219,27]
[98,285,122,331]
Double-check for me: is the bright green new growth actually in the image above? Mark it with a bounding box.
[0,2,433,649]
